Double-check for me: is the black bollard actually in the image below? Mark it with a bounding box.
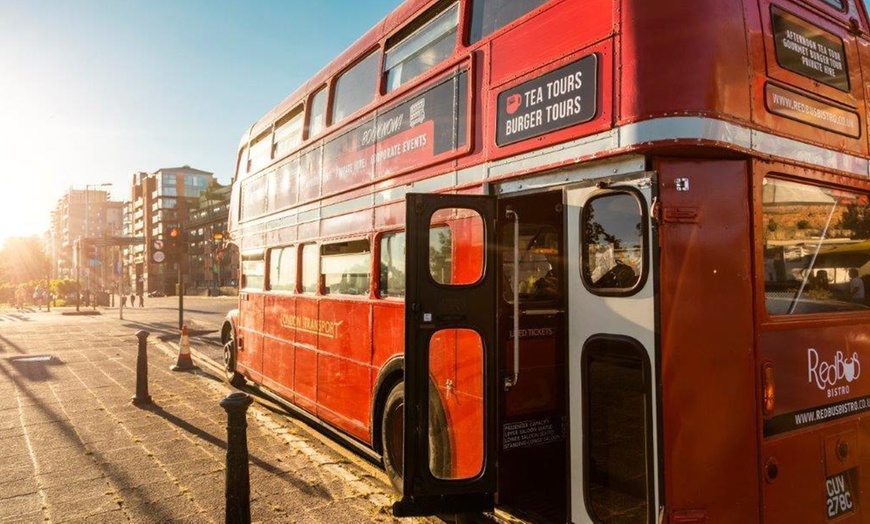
[221,392,253,524]
[132,330,152,405]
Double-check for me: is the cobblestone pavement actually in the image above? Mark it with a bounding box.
[0,309,441,523]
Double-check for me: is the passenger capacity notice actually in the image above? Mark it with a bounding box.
[502,417,564,450]
[496,55,597,146]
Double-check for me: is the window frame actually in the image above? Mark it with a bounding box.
[580,188,649,297]
[301,243,320,294]
[378,230,407,299]
[306,86,329,140]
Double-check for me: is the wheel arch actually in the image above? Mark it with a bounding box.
[371,355,405,455]
[221,309,239,345]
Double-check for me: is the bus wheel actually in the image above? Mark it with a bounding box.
[222,328,245,388]
[381,381,450,494]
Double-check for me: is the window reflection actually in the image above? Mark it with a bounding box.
[582,193,644,293]
[321,240,371,296]
[429,208,484,286]
[763,177,870,314]
[502,224,560,302]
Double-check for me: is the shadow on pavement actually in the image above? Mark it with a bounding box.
[142,403,333,501]
[0,334,28,354]
[0,360,180,523]
[7,354,64,382]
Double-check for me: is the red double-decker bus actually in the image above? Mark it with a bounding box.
[222,0,870,522]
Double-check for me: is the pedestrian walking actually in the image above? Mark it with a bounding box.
[130,292,135,305]
[138,294,144,307]
[121,294,127,308]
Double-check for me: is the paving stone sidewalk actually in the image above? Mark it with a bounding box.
[0,313,432,523]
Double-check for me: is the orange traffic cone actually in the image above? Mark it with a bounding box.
[171,325,195,371]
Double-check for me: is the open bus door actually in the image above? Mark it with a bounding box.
[393,193,498,517]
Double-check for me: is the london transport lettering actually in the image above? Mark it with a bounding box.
[772,8,848,91]
[279,314,343,339]
[496,54,597,145]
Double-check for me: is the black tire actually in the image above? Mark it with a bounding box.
[381,381,451,494]
[222,327,245,388]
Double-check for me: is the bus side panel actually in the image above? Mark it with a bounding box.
[237,293,265,382]
[656,158,759,522]
[620,0,752,124]
[316,299,373,442]
[262,294,296,402]
[294,297,319,414]
[372,302,404,371]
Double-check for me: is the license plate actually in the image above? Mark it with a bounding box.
[826,469,857,520]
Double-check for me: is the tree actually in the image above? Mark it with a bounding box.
[839,203,870,240]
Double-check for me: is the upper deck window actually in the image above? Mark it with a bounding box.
[274,106,304,159]
[384,2,459,92]
[469,0,549,44]
[249,130,272,172]
[820,0,846,11]
[763,177,870,315]
[308,87,328,138]
[332,51,379,125]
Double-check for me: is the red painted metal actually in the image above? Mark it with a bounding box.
[227,0,870,520]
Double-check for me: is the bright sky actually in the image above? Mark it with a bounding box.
[0,0,400,246]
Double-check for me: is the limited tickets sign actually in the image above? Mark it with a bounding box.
[496,54,597,146]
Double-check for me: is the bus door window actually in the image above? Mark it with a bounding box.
[762,177,870,315]
[321,239,372,296]
[582,192,646,295]
[427,208,485,479]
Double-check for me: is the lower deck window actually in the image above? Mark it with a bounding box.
[322,240,371,296]
[762,177,870,315]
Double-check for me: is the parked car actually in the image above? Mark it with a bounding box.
[147,290,166,297]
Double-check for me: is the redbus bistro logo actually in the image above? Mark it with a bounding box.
[808,348,861,399]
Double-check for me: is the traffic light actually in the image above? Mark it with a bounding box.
[165,225,181,253]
